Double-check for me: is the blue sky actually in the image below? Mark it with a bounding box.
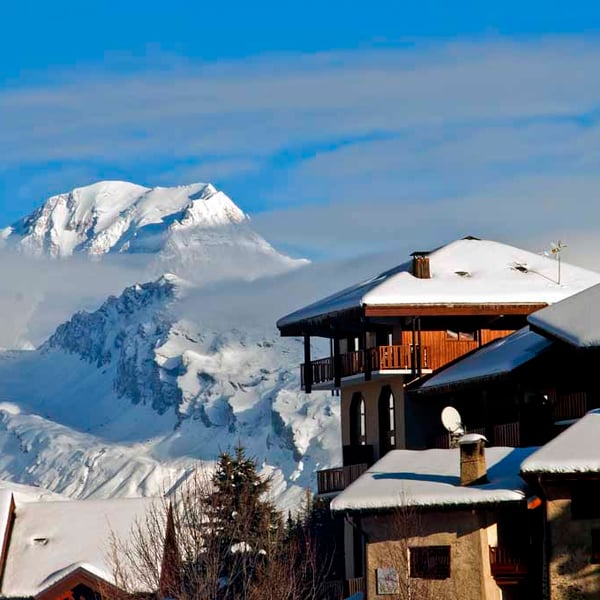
[3,2,600,260]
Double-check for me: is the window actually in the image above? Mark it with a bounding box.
[571,482,600,520]
[446,330,476,342]
[592,530,600,564]
[410,546,451,579]
[350,393,367,446]
[378,386,396,455]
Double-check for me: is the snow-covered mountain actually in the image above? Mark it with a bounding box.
[0,273,340,507]
[1,181,306,282]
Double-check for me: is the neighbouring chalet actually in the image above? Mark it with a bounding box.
[277,237,600,495]
[331,437,541,600]
[331,411,600,600]
[0,492,156,599]
[521,410,600,599]
[414,283,600,450]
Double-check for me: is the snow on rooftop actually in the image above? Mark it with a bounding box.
[419,327,552,391]
[1,496,155,596]
[528,283,600,349]
[331,447,536,513]
[278,238,600,329]
[521,410,600,475]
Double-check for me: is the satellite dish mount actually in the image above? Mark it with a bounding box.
[441,406,465,448]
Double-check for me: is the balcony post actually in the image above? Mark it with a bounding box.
[417,317,422,376]
[362,325,371,381]
[333,334,341,388]
[303,334,312,394]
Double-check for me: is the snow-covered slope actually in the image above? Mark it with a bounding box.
[0,275,340,508]
[1,181,306,281]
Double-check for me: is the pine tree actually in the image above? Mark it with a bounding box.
[205,445,281,598]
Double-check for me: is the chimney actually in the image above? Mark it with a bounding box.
[411,251,431,279]
[458,434,488,486]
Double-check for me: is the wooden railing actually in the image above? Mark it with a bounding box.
[301,345,430,387]
[347,577,365,595]
[317,463,369,495]
[489,546,529,581]
[493,422,520,447]
[553,392,587,421]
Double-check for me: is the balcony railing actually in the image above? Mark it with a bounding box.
[317,463,369,495]
[347,577,365,596]
[493,421,520,447]
[320,578,364,600]
[301,344,429,388]
[489,546,529,582]
[553,392,587,421]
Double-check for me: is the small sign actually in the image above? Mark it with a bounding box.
[376,567,399,594]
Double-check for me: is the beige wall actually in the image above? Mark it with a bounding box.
[545,482,600,599]
[360,509,502,600]
[341,377,406,459]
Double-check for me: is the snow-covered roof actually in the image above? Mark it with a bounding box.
[528,283,600,348]
[331,447,536,512]
[278,238,600,330]
[1,496,154,596]
[521,410,600,475]
[418,327,553,391]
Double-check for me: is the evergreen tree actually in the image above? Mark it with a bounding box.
[205,445,281,598]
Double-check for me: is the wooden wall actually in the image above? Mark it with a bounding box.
[400,329,514,371]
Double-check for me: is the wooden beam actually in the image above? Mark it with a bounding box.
[364,303,547,318]
[362,325,371,381]
[333,335,341,388]
[303,334,312,394]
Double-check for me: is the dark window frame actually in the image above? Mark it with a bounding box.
[571,482,600,520]
[409,546,451,579]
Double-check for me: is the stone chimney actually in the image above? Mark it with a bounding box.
[411,251,431,279]
[458,434,488,486]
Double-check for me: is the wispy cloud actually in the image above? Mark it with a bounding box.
[2,37,600,256]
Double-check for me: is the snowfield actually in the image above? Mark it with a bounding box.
[0,181,345,509]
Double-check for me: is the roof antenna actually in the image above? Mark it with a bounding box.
[550,240,567,285]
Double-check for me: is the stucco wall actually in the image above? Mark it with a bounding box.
[545,482,600,599]
[341,377,406,459]
[360,509,501,600]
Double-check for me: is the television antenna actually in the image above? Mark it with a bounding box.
[441,406,465,447]
[550,240,567,285]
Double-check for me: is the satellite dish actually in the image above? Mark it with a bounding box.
[441,406,464,435]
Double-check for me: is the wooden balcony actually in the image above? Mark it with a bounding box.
[317,463,369,495]
[301,344,430,388]
[489,546,529,584]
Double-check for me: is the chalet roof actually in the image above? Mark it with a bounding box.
[331,446,537,512]
[416,327,553,392]
[277,238,600,334]
[1,496,154,596]
[528,282,600,348]
[521,409,600,475]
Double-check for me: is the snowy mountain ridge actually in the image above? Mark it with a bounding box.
[0,273,340,507]
[1,181,306,281]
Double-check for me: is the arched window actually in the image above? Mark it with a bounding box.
[350,393,367,446]
[378,385,396,456]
